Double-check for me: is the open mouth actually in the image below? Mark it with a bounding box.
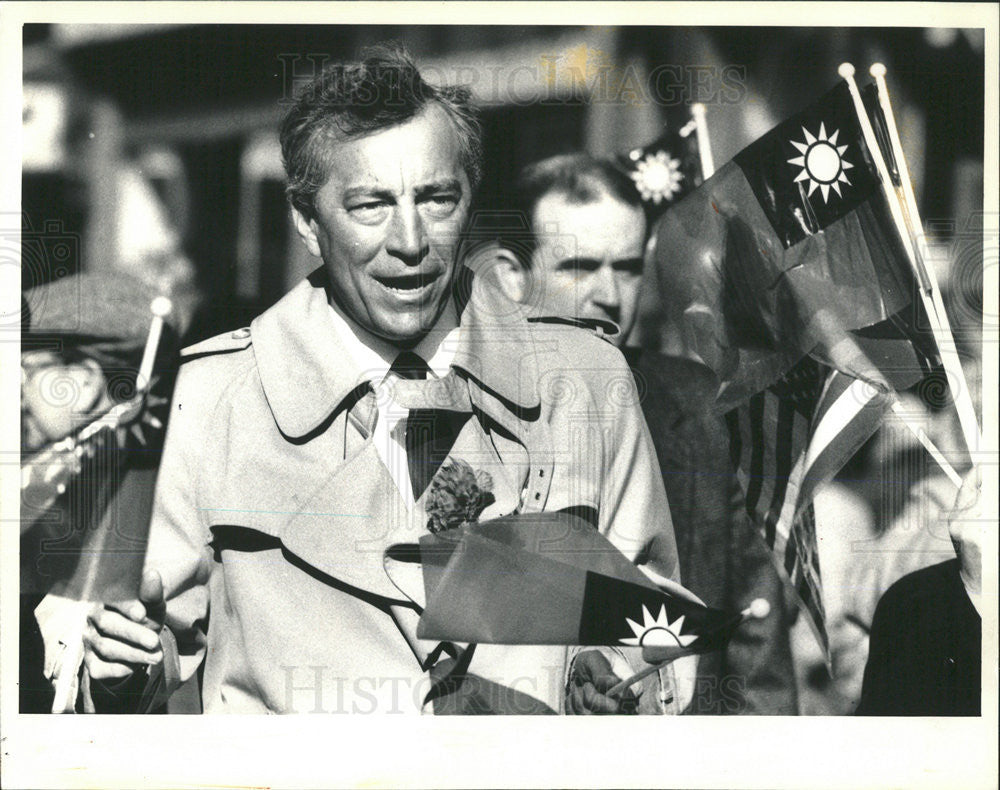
[373,272,441,293]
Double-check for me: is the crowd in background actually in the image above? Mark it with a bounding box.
[19,23,986,715]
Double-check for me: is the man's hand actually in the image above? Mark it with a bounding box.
[948,466,982,609]
[83,569,166,680]
[565,649,639,714]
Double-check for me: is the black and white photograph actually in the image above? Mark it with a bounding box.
[2,2,997,788]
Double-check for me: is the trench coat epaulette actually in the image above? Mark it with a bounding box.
[526,315,620,344]
[180,326,253,363]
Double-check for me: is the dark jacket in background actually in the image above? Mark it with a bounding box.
[857,558,981,716]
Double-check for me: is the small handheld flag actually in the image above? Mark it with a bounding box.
[646,69,955,662]
[649,78,938,405]
[385,511,745,658]
[47,297,173,714]
[616,105,707,223]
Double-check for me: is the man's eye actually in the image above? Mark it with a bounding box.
[614,259,644,276]
[557,259,599,274]
[348,202,389,221]
[421,195,459,217]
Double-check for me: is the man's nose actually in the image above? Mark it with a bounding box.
[386,204,428,264]
[591,265,620,307]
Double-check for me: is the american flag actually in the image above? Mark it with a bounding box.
[725,356,891,661]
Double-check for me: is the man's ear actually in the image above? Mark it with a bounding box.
[473,244,528,303]
[291,206,322,258]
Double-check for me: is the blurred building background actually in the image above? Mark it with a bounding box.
[21,23,987,715]
[23,23,985,342]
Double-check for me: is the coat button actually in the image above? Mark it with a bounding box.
[231,328,250,339]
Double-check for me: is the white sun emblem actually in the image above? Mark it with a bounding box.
[787,122,854,204]
[629,151,684,204]
[619,604,698,648]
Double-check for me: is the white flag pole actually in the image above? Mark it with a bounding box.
[691,103,715,179]
[838,63,981,458]
[890,400,964,488]
[869,63,982,458]
[136,296,173,394]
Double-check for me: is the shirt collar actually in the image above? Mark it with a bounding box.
[251,267,539,439]
[327,296,459,386]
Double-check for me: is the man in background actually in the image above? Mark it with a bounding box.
[20,271,186,712]
[492,153,799,714]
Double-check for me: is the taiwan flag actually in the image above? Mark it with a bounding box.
[617,119,704,224]
[647,77,942,662]
[385,511,744,658]
[650,79,936,409]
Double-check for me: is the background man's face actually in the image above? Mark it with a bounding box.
[295,104,471,345]
[21,351,109,452]
[528,191,646,347]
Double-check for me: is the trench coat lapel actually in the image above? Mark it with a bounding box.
[278,440,414,600]
[251,269,370,440]
[249,268,540,600]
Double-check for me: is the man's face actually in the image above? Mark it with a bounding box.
[527,191,646,347]
[294,105,472,346]
[21,351,109,452]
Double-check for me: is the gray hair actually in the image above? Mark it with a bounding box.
[279,44,483,219]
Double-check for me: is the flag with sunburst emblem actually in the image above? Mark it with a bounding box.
[646,76,940,662]
[47,372,173,604]
[648,78,933,404]
[22,280,179,605]
[616,117,703,222]
[393,511,744,654]
[732,80,893,248]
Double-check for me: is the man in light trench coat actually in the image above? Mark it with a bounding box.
[82,47,688,715]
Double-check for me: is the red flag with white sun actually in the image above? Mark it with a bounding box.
[650,79,934,406]
[384,512,744,655]
[646,78,940,661]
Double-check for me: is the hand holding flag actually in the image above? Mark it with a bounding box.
[46,296,174,713]
[385,510,749,714]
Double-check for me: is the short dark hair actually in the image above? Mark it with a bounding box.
[506,153,643,267]
[280,45,483,219]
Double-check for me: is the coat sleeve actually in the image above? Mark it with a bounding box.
[142,358,219,689]
[594,357,681,586]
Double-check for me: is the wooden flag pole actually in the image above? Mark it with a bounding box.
[869,64,937,298]
[136,296,173,394]
[606,658,665,698]
[691,103,715,179]
[869,63,983,458]
[838,63,982,458]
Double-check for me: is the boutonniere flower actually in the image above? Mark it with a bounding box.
[425,458,496,534]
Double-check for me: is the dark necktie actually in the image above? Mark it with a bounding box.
[390,351,466,502]
[388,354,482,711]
